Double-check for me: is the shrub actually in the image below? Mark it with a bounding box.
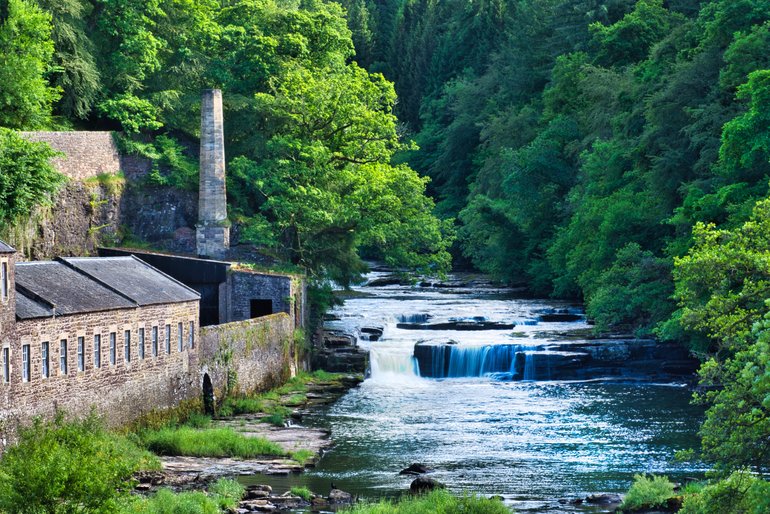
[0,413,157,513]
[679,471,770,514]
[341,489,510,514]
[139,426,286,458]
[619,474,675,511]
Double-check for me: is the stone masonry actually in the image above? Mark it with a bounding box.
[20,132,121,180]
[196,89,230,259]
[5,301,200,432]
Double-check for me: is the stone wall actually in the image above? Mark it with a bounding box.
[0,300,200,442]
[227,270,302,324]
[199,313,294,398]
[20,132,121,180]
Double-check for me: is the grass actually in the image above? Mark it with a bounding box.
[341,490,511,514]
[619,474,676,512]
[290,449,315,466]
[291,486,313,501]
[139,426,287,458]
[119,478,244,512]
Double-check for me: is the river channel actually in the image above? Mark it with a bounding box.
[250,271,704,513]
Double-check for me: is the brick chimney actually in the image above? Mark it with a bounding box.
[196,89,230,259]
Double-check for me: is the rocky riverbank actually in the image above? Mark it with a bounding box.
[135,373,363,496]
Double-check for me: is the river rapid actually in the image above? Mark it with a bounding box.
[254,271,704,513]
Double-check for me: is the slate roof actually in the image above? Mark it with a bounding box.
[61,256,200,306]
[15,256,200,320]
[0,240,15,253]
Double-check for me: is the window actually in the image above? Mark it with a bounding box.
[109,332,116,366]
[189,321,194,349]
[3,347,9,383]
[94,334,101,369]
[178,322,183,352]
[22,345,29,382]
[152,327,158,357]
[124,330,131,363]
[77,337,84,372]
[60,339,67,375]
[139,328,145,359]
[1,261,7,302]
[41,342,49,378]
[165,324,171,354]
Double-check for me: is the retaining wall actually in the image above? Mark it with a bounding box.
[199,313,294,399]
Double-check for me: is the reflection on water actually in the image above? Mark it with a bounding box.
[257,273,705,513]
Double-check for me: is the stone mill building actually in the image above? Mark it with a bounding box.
[0,90,306,443]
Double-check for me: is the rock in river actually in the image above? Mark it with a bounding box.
[399,463,433,475]
[410,476,445,493]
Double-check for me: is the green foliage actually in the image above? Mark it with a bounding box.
[0,0,60,128]
[0,413,159,514]
[619,474,676,511]
[679,471,770,514]
[290,486,313,501]
[341,489,510,514]
[290,449,315,466]
[98,93,163,134]
[0,128,65,232]
[119,479,244,513]
[138,426,286,458]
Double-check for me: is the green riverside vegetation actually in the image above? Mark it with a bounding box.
[340,490,511,514]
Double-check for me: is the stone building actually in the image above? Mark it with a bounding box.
[0,242,202,430]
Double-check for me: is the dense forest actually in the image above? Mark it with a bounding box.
[332,0,770,499]
[3,0,770,507]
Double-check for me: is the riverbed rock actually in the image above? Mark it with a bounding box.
[328,488,354,504]
[585,493,622,505]
[410,476,445,493]
[397,321,515,331]
[399,463,433,475]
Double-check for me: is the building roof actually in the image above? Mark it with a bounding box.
[15,256,200,320]
[61,256,200,306]
[0,240,15,253]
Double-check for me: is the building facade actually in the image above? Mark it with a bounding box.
[0,243,202,435]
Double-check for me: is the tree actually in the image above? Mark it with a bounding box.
[0,0,59,129]
[0,128,64,231]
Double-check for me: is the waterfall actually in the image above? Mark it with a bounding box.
[415,344,538,379]
[369,347,420,382]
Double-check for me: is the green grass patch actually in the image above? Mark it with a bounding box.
[290,486,313,501]
[139,427,286,458]
[119,478,244,513]
[619,474,675,512]
[262,413,286,427]
[290,449,315,466]
[341,489,510,514]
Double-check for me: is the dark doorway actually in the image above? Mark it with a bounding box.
[250,299,273,318]
[202,373,215,416]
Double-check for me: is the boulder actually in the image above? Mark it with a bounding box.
[585,493,622,505]
[410,476,445,493]
[399,463,433,475]
[328,488,353,504]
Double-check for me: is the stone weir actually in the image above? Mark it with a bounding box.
[413,339,699,381]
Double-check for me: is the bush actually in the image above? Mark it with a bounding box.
[0,413,158,513]
[619,474,676,511]
[120,488,221,514]
[208,478,245,510]
[341,489,510,514]
[679,471,770,514]
[139,426,287,458]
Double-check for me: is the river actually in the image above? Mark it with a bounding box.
[249,271,704,513]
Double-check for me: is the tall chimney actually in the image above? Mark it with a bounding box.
[196,89,230,259]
